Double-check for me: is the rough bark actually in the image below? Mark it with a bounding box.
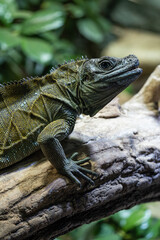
[0,66,160,240]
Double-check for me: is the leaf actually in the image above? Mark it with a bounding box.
[69,221,99,240]
[95,224,122,240]
[123,209,150,231]
[21,37,53,64]
[12,10,32,19]
[67,3,85,18]
[74,0,100,16]
[116,206,151,231]
[77,18,104,43]
[20,7,65,35]
[0,28,20,49]
[0,0,17,24]
[145,219,160,239]
[96,16,111,32]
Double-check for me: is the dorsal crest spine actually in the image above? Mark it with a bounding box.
[49,56,88,73]
[1,56,88,88]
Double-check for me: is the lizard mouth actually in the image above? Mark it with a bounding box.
[117,67,143,85]
[102,56,143,86]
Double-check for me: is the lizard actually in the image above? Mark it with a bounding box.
[0,55,142,187]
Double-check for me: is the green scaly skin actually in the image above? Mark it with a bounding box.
[0,55,142,187]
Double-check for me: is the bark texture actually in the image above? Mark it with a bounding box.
[0,66,160,240]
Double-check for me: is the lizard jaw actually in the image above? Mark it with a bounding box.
[117,67,143,85]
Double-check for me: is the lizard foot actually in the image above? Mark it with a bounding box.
[62,152,98,187]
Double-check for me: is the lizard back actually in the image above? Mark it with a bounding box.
[0,75,64,168]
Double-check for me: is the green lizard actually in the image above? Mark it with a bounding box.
[0,55,142,186]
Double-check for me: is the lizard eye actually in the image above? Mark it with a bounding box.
[99,60,113,70]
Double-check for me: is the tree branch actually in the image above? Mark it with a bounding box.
[0,67,160,240]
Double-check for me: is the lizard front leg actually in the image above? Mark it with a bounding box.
[37,119,97,187]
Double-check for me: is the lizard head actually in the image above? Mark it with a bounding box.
[79,54,142,116]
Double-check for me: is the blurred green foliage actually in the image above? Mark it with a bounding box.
[0,0,111,82]
[58,204,160,240]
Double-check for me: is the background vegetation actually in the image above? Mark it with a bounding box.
[57,205,160,240]
[0,0,111,83]
[0,0,160,239]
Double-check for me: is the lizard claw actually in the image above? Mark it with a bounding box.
[61,153,98,187]
[70,152,79,160]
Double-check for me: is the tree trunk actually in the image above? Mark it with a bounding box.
[0,66,160,240]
